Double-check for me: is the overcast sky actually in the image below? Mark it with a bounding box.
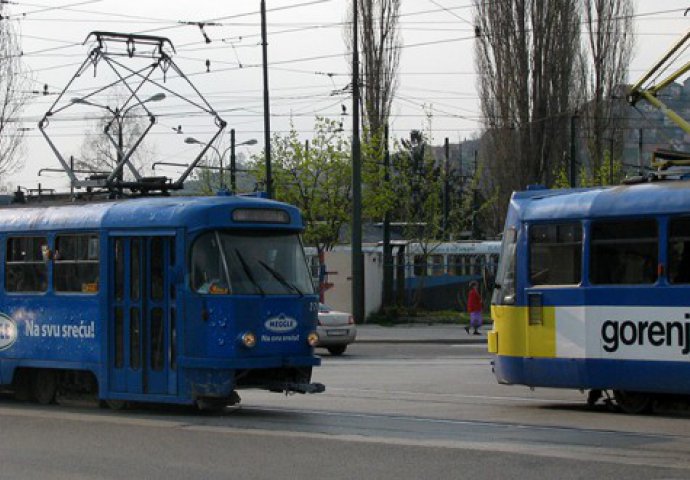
[3,0,690,191]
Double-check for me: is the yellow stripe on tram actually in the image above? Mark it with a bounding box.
[489,305,556,358]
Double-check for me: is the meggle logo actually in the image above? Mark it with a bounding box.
[601,319,690,355]
[264,314,297,333]
[0,314,17,350]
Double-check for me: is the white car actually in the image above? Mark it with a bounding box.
[316,303,356,355]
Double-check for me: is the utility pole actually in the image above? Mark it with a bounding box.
[116,110,124,197]
[570,114,577,187]
[458,140,463,214]
[70,156,74,196]
[609,135,614,185]
[442,137,449,239]
[230,128,236,192]
[261,0,272,198]
[472,149,479,238]
[638,128,644,171]
[382,124,392,308]
[351,0,364,324]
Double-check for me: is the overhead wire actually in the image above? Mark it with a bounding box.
[5,2,688,152]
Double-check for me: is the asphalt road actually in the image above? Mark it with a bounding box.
[0,343,689,479]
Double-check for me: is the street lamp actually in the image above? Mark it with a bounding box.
[185,130,257,191]
[71,92,166,112]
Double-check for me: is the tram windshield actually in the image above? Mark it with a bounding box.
[191,231,315,295]
[492,228,517,305]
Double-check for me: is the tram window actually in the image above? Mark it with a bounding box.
[114,307,124,369]
[431,255,444,276]
[150,237,164,300]
[463,256,472,276]
[492,228,517,305]
[150,308,164,372]
[6,236,48,293]
[191,233,228,293]
[114,238,124,301]
[448,255,461,275]
[590,219,658,285]
[130,307,141,369]
[170,308,177,371]
[131,238,141,301]
[470,256,482,276]
[529,223,582,286]
[413,255,427,276]
[668,217,690,284]
[169,238,176,267]
[489,254,499,274]
[54,234,99,293]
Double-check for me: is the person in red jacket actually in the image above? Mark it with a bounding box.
[464,281,483,335]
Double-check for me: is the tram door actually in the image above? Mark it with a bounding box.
[109,235,177,397]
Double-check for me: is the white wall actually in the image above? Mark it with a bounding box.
[322,247,383,318]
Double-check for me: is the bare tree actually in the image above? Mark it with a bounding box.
[347,0,401,141]
[77,100,155,179]
[581,0,634,183]
[474,0,582,234]
[0,6,30,178]
[345,0,401,220]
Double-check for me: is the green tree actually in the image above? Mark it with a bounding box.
[553,149,624,188]
[387,130,446,306]
[251,117,352,252]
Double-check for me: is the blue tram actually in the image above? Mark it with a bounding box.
[489,179,690,412]
[0,194,323,408]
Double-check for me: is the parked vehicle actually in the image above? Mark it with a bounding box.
[316,303,356,355]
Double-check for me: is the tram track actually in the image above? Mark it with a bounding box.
[319,386,580,405]
[2,401,690,471]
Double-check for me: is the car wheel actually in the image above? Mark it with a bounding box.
[327,345,347,356]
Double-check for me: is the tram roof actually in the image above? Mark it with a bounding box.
[512,180,690,221]
[0,195,303,233]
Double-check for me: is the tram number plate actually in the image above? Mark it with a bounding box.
[327,329,347,337]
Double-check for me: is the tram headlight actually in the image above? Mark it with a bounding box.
[307,331,319,347]
[240,332,257,348]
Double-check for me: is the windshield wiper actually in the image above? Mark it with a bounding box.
[258,260,304,297]
[234,248,265,296]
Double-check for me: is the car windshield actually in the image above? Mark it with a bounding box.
[191,230,315,295]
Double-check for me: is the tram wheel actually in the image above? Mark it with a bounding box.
[12,369,32,402]
[32,370,57,405]
[613,390,653,414]
[102,399,128,410]
[196,398,228,413]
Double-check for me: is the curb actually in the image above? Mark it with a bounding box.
[355,338,487,345]
[354,338,486,345]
